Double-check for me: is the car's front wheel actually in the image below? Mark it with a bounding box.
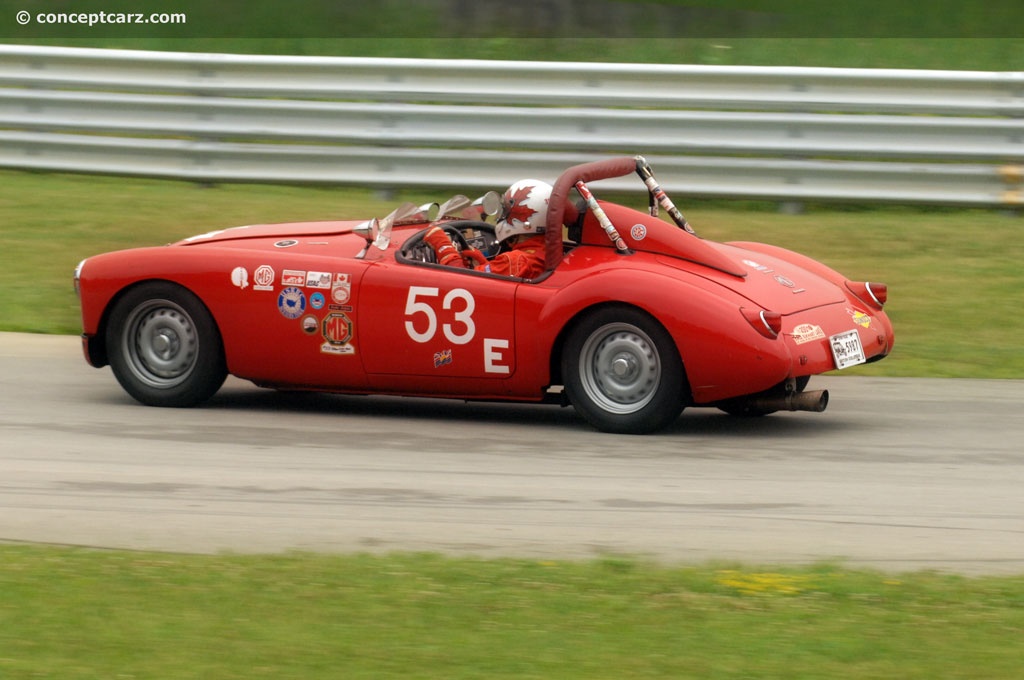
[105,282,227,407]
[562,306,686,434]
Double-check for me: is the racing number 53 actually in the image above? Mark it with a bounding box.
[403,286,512,376]
[404,286,475,344]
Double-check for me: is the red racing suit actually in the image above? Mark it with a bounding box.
[425,227,546,279]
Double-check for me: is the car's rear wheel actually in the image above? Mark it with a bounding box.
[105,282,227,407]
[562,306,685,434]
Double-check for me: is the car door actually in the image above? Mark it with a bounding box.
[358,260,519,390]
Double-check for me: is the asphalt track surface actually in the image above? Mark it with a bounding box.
[2,332,1022,575]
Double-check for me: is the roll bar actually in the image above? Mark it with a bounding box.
[544,156,637,272]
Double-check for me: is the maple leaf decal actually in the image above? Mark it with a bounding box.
[505,185,540,226]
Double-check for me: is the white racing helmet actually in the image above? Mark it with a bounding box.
[495,179,552,243]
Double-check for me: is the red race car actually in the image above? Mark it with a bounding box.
[75,156,893,434]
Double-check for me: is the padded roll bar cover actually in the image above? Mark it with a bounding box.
[544,156,637,272]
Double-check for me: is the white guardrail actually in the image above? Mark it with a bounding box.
[2,44,1024,206]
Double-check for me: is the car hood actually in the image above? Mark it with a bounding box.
[173,220,367,246]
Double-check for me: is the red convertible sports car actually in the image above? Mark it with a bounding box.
[75,157,893,434]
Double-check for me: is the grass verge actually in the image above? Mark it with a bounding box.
[3,545,1024,679]
[10,36,1024,71]
[2,169,1022,378]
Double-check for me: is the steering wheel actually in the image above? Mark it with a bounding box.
[441,225,489,268]
[441,225,471,252]
[400,221,495,266]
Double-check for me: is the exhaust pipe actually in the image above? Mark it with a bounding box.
[748,389,829,413]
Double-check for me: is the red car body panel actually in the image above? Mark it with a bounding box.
[77,157,894,429]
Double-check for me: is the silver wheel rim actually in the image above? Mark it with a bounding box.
[577,322,661,415]
[121,299,198,389]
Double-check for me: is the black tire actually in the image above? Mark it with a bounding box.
[561,306,686,434]
[105,282,227,407]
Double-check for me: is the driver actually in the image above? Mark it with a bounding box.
[424,179,551,279]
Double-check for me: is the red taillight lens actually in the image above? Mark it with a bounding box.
[741,307,782,339]
[866,282,887,307]
[846,281,887,309]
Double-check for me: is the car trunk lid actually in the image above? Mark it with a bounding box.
[657,242,845,314]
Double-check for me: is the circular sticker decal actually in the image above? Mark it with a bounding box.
[630,223,647,241]
[230,267,249,289]
[310,292,326,309]
[301,315,319,334]
[277,287,306,319]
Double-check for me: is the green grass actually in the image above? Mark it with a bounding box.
[8,36,1024,71]
[5,0,1024,70]
[2,170,1022,378]
[2,545,1024,679]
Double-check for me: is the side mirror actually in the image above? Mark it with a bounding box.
[354,218,380,259]
[353,218,380,243]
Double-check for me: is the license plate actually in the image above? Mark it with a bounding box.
[830,329,866,370]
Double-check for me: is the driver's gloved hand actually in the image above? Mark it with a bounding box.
[425,227,465,268]
[462,248,488,268]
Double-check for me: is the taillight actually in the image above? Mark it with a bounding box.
[73,259,86,298]
[866,282,887,307]
[741,307,782,339]
[846,281,887,309]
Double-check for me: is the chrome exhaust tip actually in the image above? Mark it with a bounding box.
[748,389,829,413]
